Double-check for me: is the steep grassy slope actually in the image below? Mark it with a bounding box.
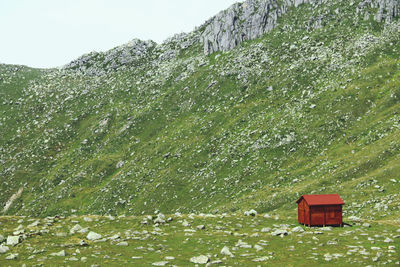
[0,0,399,221]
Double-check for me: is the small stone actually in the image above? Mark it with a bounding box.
[196,225,206,230]
[165,256,175,260]
[252,256,269,262]
[109,234,121,240]
[190,255,210,264]
[56,232,67,237]
[83,217,93,222]
[254,244,263,251]
[0,245,10,254]
[28,220,40,228]
[291,226,304,233]
[384,237,394,243]
[79,240,89,246]
[70,224,83,234]
[261,227,271,232]
[0,235,4,242]
[348,216,361,222]
[362,223,371,228]
[87,232,102,241]
[182,220,191,227]
[271,229,288,236]
[244,209,257,216]
[50,250,66,257]
[152,261,169,266]
[220,246,234,257]
[6,236,21,246]
[116,241,128,246]
[5,253,18,260]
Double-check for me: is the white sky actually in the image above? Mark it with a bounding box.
[0,0,240,68]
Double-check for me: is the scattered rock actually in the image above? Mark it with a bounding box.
[254,244,263,251]
[28,220,40,228]
[291,226,304,233]
[116,241,129,246]
[154,213,166,224]
[5,253,18,260]
[79,240,89,246]
[196,225,206,230]
[182,220,191,227]
[0,245,10,254]
[190,255,210,264]
[271,229,288,236]
[87,231,102,241]
[6,236,21,246]
[252,256,269,262]
[83,217,93,222]
[70,224,83,234]
[152,261,169,266]
[348,216,361,222]
[235,239,251,248]
[220,246,234,257]
[261,227,271,232]
[50,250,66,257]
[244,209,257,216]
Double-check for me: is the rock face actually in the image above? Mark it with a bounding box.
[201,0,400,54]
[64,39,157,75]
[200,0,317,54]
[357,0,400,23]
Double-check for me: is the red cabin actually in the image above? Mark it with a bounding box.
[296,194,344,227]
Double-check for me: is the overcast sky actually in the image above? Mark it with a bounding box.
[0,0,239,68]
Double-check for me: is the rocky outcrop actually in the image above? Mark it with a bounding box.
[201,0,400,55]
[357,0,400,23]
[200,0,318,55]
[64,39,156,74]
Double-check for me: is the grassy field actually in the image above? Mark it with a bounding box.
[0,213,399,266]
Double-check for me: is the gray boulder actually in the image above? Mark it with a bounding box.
[244,209,258,216]
[0,245,10,254]
[6,236,21,246]
[271,229,288,236]
[5,253,18,260]
[190,255,210,264]
[221,246,234,257]
[50,250,66,257]
[87,231,102,241]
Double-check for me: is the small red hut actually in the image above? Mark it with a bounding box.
[296,194,344,227]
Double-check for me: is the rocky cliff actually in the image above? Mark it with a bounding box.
[200,0,400,54]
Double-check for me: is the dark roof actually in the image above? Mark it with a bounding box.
[296,194,345,206]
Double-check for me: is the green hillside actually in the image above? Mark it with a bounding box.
[1,0,400,223]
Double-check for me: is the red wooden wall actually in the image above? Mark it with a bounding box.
[298,199,342,226]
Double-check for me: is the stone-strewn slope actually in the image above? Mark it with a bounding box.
[1,0,400,218]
